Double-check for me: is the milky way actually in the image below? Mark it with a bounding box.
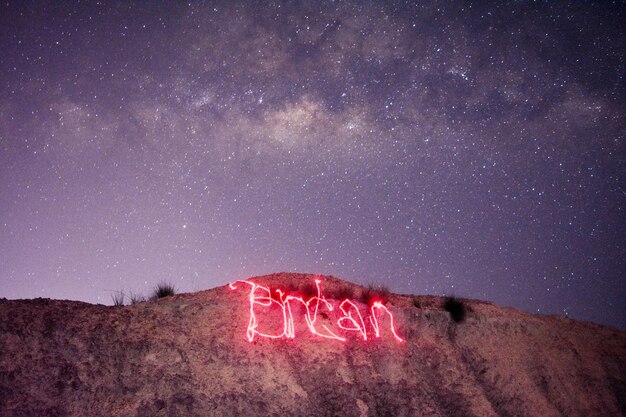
[1,2,624,328]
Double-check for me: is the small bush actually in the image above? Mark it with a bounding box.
[412,297,421,308]
[153,282,176,299]
[361,284,390,306]
[360,286,376,306]
[111,291,125,307]
[444,296,466,323]
[129,292,146,304]
[299,281,319,299]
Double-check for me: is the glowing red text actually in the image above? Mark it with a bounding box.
[229,279,403,343]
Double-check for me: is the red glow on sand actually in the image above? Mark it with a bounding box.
[229,279,403,343]
[337,299,368,340]
[369,301,405,342]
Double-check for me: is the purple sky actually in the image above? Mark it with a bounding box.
[1,1,624,329]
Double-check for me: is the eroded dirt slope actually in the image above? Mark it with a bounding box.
[1,273,624,417]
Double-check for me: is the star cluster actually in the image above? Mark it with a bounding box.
[0,1,624,328]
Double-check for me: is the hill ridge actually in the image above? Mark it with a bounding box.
[1,273,624,416]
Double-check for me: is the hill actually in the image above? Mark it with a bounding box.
[1,273,624,416]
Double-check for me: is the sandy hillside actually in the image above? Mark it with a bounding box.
[1,272,624,417]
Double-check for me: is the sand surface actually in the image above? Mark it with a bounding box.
[1,272,624,416]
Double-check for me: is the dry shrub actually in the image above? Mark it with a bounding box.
[444,296,466,323]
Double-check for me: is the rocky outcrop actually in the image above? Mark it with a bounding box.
[1,273,624,416]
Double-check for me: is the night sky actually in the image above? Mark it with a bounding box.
[1,1,624,329]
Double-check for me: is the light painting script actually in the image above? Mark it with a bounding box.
[229,279,404,343]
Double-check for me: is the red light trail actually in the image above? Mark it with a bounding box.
[229,279,404,343]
